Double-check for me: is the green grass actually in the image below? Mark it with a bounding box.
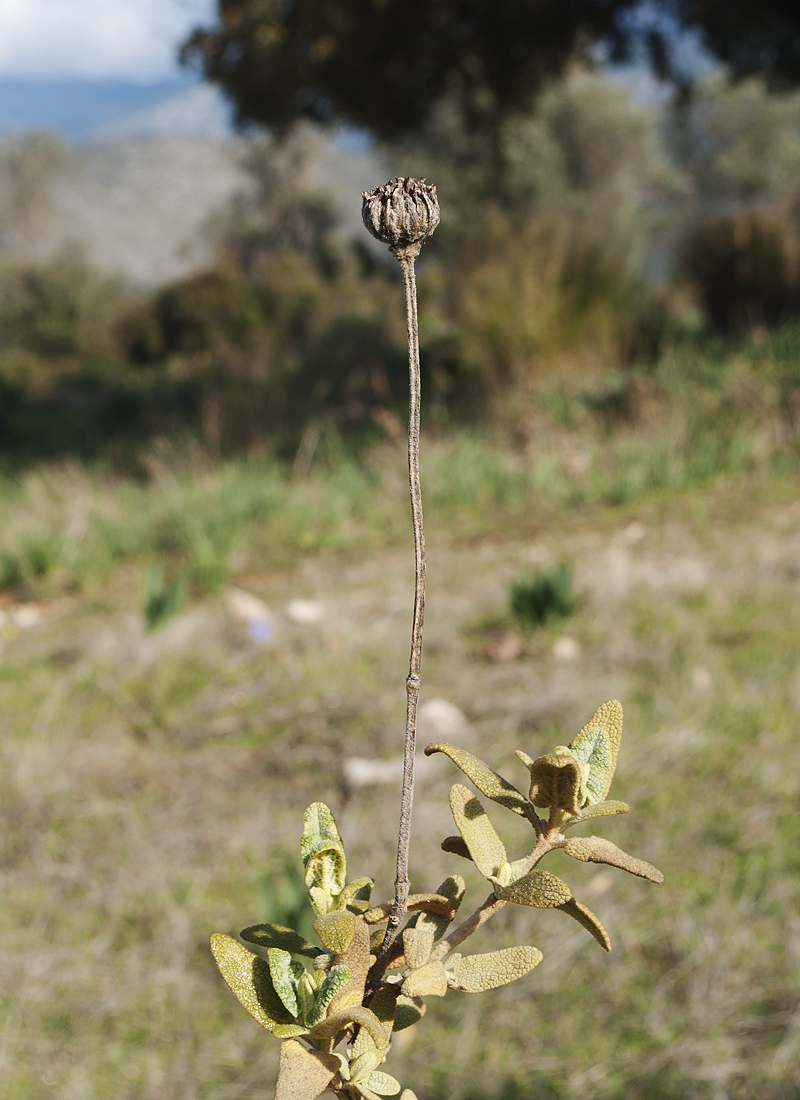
[1,351,800,1099]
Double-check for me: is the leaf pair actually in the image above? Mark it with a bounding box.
[517,700,624,819]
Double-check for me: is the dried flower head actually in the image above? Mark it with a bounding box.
[361,176,440,257]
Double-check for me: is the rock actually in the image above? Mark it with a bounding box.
[286,599,324,624]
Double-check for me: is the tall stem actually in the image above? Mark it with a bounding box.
[368,246,426,993]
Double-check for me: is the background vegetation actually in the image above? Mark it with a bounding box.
[3,25,800,1100]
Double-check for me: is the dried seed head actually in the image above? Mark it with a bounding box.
[361,176,440,258]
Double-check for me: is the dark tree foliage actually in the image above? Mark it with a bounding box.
[182,0,800,141]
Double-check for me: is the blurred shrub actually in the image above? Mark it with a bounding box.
[680,209,800,331]
[508,565,576,629]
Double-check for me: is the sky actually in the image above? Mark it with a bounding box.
[0,0,214,82]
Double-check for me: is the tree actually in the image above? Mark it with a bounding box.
[182,0,800,143]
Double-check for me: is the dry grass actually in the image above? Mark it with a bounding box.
[1,432,800,1099]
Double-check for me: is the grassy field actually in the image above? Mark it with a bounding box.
[2,348,800,1100]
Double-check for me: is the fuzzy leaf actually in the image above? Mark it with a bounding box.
[497,868,572,908]
[368,1071,402,1096]
[267,948,303,1017]
[363,893,456,925]
[562,800,631,828]
[301,802,347,909]
[557,897,612,950]
[296,969,319,1021]
[402,927,434,970]
[209,933,295,1031]
[240,922,323,958]
[563,836,664,883]
[327,915,372,1015]
[304,964,352,1028]
[524,753,583,815]
[339,877,374,913]
[451,945,543,992]
[493,858,527,889]
[313,910,356,954]
[394,994,426,1031]
[400,1092,418,1100]
[351,1086,384,1100]
[410,875,466,942]
[425,742,532,816]
[274,1039,341,1100]
[566,699,623,805]
[401,960,448,998]
[440,835,473,860]
[272,1023,310,1038]
[349,1051,382,1084]
[310,1006,389,1052]
[351,988,396,1060]
[449,784,507,878]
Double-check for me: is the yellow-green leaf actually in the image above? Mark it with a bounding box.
[497,868,572,907]
[424,742,532,816]
[562,800,630,828]
[209,933,295,1031]
[349,1051,382,1084]
[557,897,612,950]
[401,960,449,998]
[272,1023,310,1038]
[301,802,347,904]
[451,945,543,992]
[304,964,351,1027]
[563,836,664,883]
[566,699,623,805]
[267,948,303,1017]
[449,784,507,878]
[523,752,583,815]
[274,1039,341,1100]
[313,910,356,953]
[368,1071,402,1096]
[240,923,322,958]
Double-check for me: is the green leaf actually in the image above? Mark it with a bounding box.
[275,1039,341,1100]
[562,800,631,828]
[424,742,532,816]
[209,933,295,1031]
[497,868,572,907]
[240,923,323,958]
[410,875,466,942]
[301,802,347,909]
[393,994,426,1032]
[451,945,543,992]
[522,752,583,815]
[563,835,664,883]
[449,784,507,879]
[305,964,352,1027]
[565,699,623,805]
[368,1071,402,1096]
[313,910,357,954]
[557,897,612,951]
[267,948,303,1017]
